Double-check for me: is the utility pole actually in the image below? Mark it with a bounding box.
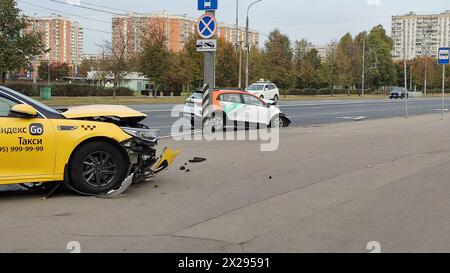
[245,0,262,89]
[362,32,365,96]
[239,43,243,89]
[442,64,445,118]
[32,13,38,85]
[204,10,216,92]
[410,63,413,91]
[403,19,408,119]
[236,0,242,89]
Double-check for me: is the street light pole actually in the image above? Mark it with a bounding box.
[236,0,242,89]
[403,19,408,119]
[362,32,365,96]
[245,0,262,89]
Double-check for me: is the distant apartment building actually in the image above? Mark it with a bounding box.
[392,11,450,60]
[312,45,329,59]
[111,12,259,54]
[27,15,84,66]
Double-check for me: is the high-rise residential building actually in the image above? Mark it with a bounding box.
[392,11,450,60]
[27,15,84,66]
[112,12,259,55]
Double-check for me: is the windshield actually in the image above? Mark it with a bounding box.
[4,87,61,115]
[246,84,265,91]
[190,92,203,100]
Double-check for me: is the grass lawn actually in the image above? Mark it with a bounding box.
[35,93,450,107]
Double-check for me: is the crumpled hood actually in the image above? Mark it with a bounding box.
[60,105,147,121]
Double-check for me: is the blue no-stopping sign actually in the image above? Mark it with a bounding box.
[197,14,218,39]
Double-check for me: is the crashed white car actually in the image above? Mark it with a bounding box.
[183,89,290,130]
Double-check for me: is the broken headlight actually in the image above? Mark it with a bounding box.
[121,127,159,144]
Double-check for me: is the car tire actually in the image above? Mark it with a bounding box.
[69,141,128,195]
[209,112,227,132]
[269,116,286,128]
[260,95,264,99]
[273,95,279,102]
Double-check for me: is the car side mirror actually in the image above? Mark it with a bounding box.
[10,104,38,118]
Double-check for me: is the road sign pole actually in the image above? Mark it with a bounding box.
[403,19,408,119]
[442,64,445,118]
[438,47,449,118]
[204,10,216,118]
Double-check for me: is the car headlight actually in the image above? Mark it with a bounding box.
[121,127,159,143]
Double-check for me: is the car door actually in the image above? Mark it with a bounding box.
[217,93,246,123]
[242,94,271,124]
[0,95,56,184]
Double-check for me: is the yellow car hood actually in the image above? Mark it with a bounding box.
[61,105,147,120]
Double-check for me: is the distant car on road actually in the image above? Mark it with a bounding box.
[183,90,203,118]
[390,88,408,99]
[246,80,280,102]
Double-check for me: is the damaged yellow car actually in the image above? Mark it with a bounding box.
[0,86,179,196]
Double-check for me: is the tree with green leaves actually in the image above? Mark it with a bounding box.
[248,46,268,84]
[356,25,396,91]
[138,25,172,96]
[293,39,323,89]
[0,0,44,84]
[336,33,358,95]
[178,35,204,91]
[263,29,293,92]
[38,62,69,81]
[216,38,238,88]
[323,42,339,95]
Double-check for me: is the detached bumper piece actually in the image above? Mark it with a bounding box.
[153,148,181,174]
[102,148,181,198]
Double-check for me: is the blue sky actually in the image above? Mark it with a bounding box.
[17,0,450,53]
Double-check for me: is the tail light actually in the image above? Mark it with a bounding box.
[195,101,202,107]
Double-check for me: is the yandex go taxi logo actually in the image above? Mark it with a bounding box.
[29,123,44,136]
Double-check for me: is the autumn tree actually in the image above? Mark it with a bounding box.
[323,42,340,94]
[355,25,396,91]
[216,38,239,88]
[264,29,293,92]
[101,29,135,96]
[336,33,358,95]
[249,46,268,83]
[0,0,44,84]
[293,39,323,89]
[139,22,172,96]
[38,62,69,81]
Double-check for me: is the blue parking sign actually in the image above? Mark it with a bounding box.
[438,47,450,65]
[198,0,218,11]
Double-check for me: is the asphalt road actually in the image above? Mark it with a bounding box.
[130,97,450,137]
[1,114,449,252]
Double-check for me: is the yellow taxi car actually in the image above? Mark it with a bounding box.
[0,86,179,196]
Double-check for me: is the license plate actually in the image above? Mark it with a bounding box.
[186,102,194,107]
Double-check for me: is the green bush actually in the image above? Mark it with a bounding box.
[3,83,39,96]
[4,84,134,97]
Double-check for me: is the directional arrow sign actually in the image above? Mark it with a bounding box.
[197,14,218,39]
